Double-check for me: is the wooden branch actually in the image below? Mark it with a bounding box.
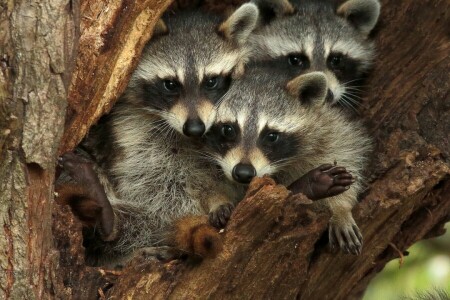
[58,0,173,154]
[102,0,449,298]
[2,0,448,299]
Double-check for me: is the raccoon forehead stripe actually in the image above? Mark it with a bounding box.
[237,109,249,129]
[133,58,177,81]
[257,115,268,134]
[204,52,241,76]
[303,35,315,59]
[267,115,304,133]
[251,34,302,58]
[176,68,186,85]
[331,40,374,62]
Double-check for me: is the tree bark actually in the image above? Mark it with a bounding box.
[0,0,448,299]
[0,0,170,299]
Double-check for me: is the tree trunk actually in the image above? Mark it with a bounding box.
[1,0,449,299]
[0,0,171,299]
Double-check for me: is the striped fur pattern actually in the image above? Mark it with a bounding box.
[205,64,372,253]
[79,6,257,263]
[125,4,259,137]
[249,0,380,110]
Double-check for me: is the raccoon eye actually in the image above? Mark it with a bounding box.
[288,54,308,69]
[221,124,236,140]
[163,80,180,93]
[328,54,344,69]
[205,77,219,90]
[265,132,279,143]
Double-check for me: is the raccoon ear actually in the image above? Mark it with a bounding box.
[152,19,169,37]
[337,0,380,36]
[252,0,295,25]
[219,3,259,45]
[286,72,328,105]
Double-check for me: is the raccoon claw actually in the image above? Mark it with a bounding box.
[329,222,363,255]
[209,203,234,228]
[289,163,354,200]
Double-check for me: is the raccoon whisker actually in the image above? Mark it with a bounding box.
[344,92,364,102]
[190,149,221,163]
[340,95,360,113]
[342,95,362,105]
[341,78,365,86]
[344,87,365,93]
[268,157,299,171]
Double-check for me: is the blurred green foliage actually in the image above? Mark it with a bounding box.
[364,223,450,299]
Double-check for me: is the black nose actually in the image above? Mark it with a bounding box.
[232,163,256,184]
[183,119,205,137]
[326,89,334,102]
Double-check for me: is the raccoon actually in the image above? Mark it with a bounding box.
[249,0,381,110]
[205,65,372,254]
[126,4,259,137]
[57,5,258,266]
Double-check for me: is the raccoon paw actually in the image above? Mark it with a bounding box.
[289,164,354,200]
[329,222,363,255]
[209,203,234,229]
[58,152,95,185]
[58,152,115,238]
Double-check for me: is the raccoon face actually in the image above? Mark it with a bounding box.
[206,71,328,184]
[250,0,380,110]
[125,4,259,137]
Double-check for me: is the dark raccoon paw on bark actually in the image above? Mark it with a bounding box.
[58,151,95,184]
[288,163,355,200]
[57,151,115,239]
[209,203,234,228]
[329,222,363,255]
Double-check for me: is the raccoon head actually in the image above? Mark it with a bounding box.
[250,0,380,109]
[124,4,259,138]
[206,70,328,184]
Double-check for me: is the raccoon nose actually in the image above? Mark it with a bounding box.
[183,119,206,137]
[326,89,334,102]
[232,163,256,184]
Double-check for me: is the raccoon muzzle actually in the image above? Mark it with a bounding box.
[183,118,206,137]
[232,163,256,184]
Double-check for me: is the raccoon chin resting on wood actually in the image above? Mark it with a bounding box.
[55,2,260,267]
[205,64,372,255]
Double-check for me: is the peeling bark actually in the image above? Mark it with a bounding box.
[1,0,449,299]
[58,0,173,154]
[0,0,78,299]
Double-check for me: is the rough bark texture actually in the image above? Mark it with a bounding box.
[58,0,173,154]
[0,0,78,299]
[0,0,170,299]
[105,0,450,298]
[0,0,449,299]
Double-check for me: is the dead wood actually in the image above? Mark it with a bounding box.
[0,0,448,299]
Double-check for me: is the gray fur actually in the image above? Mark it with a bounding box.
[248,0,380,108]
[80,8,252,265]
[128,6,258,135]
[206,65,373,253]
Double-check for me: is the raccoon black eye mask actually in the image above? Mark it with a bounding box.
[249,0,381,108]
[206,68,372,255]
